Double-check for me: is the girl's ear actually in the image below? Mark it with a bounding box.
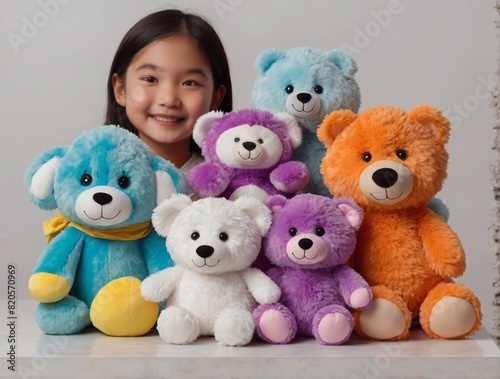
[317,110,358,147]
[152,194,192,237]
[112,73,126,107]
[210,85,227,111]
[24,146,68,210]
[192,111,225,147]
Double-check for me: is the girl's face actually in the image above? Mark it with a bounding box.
[112,36,225,161]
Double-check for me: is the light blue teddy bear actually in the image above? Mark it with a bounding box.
[252,46,448,219]
[24,125,186,336]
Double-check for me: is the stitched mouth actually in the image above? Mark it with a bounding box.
[192,259,220,268]
[237,151,262,160]
[370,189,405,201]
[292,104,315,113]
[291,250,319,260]
[83,209,122,221]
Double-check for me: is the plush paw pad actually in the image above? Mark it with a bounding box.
[258,309,292,343]
[316,312,352,345]
[359,298,408,340]
[157,306,199,345]
[429,296,477,339]
[214,309,254,346]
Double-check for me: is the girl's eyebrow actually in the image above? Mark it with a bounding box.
[135,63,208,78]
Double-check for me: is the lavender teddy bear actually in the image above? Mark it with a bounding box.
[253,194,372,345]
[188,109,310,201]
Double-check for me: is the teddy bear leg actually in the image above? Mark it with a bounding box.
[420,282,482,339]
[253,303,297,344]
[354,285,412,341]
[90,276,159,337]
[156,306,200,345]
[312,305,354,345]
[214,308,255,346]
[35,295,90,335]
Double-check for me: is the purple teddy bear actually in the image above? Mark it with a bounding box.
[188,108,310,201]
[253,194,372,345]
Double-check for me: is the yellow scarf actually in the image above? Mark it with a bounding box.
[43,213,153,243]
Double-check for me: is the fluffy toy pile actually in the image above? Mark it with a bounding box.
[25,46,481,347]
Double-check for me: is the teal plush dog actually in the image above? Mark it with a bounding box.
[25,125,186,336]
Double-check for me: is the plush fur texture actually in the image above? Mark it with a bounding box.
[253,194,372,345]
[252,47,361,197]
[141,195,281,346]
[318,105,482,340]
[25,125,186,336]
[188,108,310,201]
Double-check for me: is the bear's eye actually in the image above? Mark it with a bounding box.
[289,227,297,236]
[396,149,408,161]
[234,137,240,143]
[313,85,323,94]
[219,232,229,241]
[80,173,93,186]
[362,152,372,162]
[315,227,325,236]
[258,138,264,144]
[191,232,200,241]
[118,176,130,189]
[285,85,294,94]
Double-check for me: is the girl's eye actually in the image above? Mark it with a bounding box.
[362,152,372,162]
[286,85,294,94]
[118,176,130,189]
[396,149,408,160]
[316,227,325,236]
[191,232,200,241]
[183,80,198,87]
[289,227,297,236]
[143,76,157,83]
[81,174,92,186]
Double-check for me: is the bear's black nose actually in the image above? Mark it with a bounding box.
[196,245,214,259]
[242,141,256,151]
[93,192,113,206]
[296,92,312,104]
[298,238,313,250]
[372,168,398,188]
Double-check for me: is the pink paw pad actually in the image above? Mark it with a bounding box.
[259,309,290,343]
[317,312,351,344]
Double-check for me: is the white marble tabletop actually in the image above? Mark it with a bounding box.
[1,300,499,379]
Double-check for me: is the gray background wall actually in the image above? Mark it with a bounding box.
[1,0,497,333]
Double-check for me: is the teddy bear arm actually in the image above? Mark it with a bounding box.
[241,268,281,304]
[334,265,373,310]
[29,228,84,302]
[269,161,310,194]
[420,211,466,278]
[140,231,174,274]
[140,266,182,302]
[187,162,231,198]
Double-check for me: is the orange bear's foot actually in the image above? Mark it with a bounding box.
[354,285,411,341]
[420,282,482,339]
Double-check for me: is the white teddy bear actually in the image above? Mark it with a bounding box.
[140,194,281,346]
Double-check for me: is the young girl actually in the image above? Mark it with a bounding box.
[105,9,232,172]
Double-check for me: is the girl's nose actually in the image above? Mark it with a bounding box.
[158,84,180,107]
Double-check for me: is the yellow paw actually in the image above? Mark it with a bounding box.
[90,277,158,336]
[28,273,70,303]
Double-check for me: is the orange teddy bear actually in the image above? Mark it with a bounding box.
[317,104,482,340]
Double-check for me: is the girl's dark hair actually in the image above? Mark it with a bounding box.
[104,9,233,152]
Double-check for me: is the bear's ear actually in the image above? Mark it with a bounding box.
[152,194,192,237]
[254,48,286,74]
[326,49,358,77]
[234,196,272,236]
[407,104,450,145]
[152,157,188,206]
[24,146,68,210]
[274,112,302,149]
[334,198,363,230]
[192,111,225,148]
[317,110,358,147]
[264,194,288,215]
